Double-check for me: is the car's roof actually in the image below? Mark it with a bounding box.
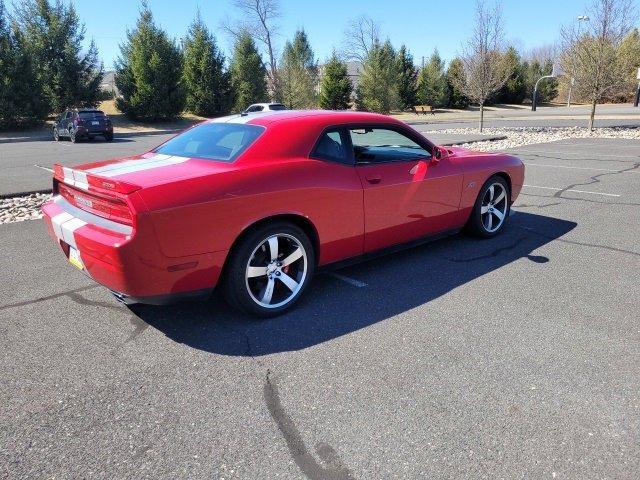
[210,109,402,128]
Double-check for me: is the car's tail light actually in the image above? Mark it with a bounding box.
[58,183,133,225]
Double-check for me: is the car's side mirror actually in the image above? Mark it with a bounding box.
[432,146,449,162]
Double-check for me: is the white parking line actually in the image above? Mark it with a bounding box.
[516,149,639,159]
[524,163,639,173]
[328,272,368,287]
[522,184,621,197]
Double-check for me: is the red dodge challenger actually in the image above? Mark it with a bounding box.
[42,110,524,316]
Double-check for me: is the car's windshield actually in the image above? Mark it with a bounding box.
[154,123,265,162]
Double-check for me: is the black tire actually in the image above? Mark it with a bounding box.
[466,175,510,238]
[223,221,315,317]
[105,132,114,142]
[53,127,59,141]
[69,128,77,143]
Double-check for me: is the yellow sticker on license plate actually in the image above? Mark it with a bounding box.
[68,246,84,269]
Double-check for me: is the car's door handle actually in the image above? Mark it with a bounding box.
[365,175,381,184]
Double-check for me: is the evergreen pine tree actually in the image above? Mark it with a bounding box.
[396,45,417,110]
[182,12,230,117]
[15,0,103,112]
[446,58,470,108]
[493,47,527,104]
[416,50,449,107]
[229,32,268,113]
[279,30,318,109]
[356,40,399,113]
[318,53,352,110]
[115,2,185,120]
[0,0,49,129]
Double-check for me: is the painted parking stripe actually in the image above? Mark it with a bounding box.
[522,184,621,197]
[328,272,368,287]
[524,163,640,173]
[515,149,639,159]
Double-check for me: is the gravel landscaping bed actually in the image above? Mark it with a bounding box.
[425,126,640,151]
[0,193,50,225]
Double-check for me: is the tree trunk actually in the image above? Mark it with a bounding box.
[588,99,597,131]
[479,103,484,132]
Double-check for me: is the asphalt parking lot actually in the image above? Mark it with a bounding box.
[1,137,639,479]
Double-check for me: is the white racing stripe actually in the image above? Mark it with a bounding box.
[85,154,189,178]
[51,211,87,248]
[51,212,74,239]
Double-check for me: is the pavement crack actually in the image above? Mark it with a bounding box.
[519,192,640,207]
[519,226,640,258]
[0,285,98,311]
[264,370,356,480]
[443,236,528,262]
[550,161,640,200]
[513,202,562,209]
[66,291,125,313]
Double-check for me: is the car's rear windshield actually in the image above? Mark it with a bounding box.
[269,104,287,110]
[79,110,105,118]
[154,123,265,162]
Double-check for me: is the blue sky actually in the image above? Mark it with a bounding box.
[33,0,640,69]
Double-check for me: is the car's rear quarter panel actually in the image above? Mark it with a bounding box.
[448,149,525,222]
[139,157,365,268]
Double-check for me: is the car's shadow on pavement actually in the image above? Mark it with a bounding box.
[130,212,576,356]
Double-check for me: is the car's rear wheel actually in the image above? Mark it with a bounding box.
[105,132,114,142]
[223,222,315,317]
[466,175,510,238]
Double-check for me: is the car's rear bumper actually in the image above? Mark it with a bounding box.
[42,195,227,301]
[75,126,113,136]
[110,288,213,305]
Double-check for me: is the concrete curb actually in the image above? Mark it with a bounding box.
[442,135,508,146]
[0,189,52,200]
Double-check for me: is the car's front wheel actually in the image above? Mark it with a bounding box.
[466,175,510,238]
[69,128,77,143]
[53,127,59,141]
[223,222,315,317]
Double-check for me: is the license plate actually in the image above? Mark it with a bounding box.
[91,121,99,125]
[68,246,84,270]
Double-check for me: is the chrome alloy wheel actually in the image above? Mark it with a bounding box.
[245,233,308,309]
[480,182,508,233]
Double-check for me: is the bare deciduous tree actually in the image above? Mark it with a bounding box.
[560,0,636,130]
[451,1,511,131]
[342,15,380,63]
[222,0,281,100]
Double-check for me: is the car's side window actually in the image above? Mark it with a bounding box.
[348,127,431,164]
[65,111,73,119]
[311,129,350,164]
[247,105,263,112]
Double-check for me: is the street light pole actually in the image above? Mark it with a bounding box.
[532,75,555,111]
[567,15,589,108]
[635,68,640,107]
